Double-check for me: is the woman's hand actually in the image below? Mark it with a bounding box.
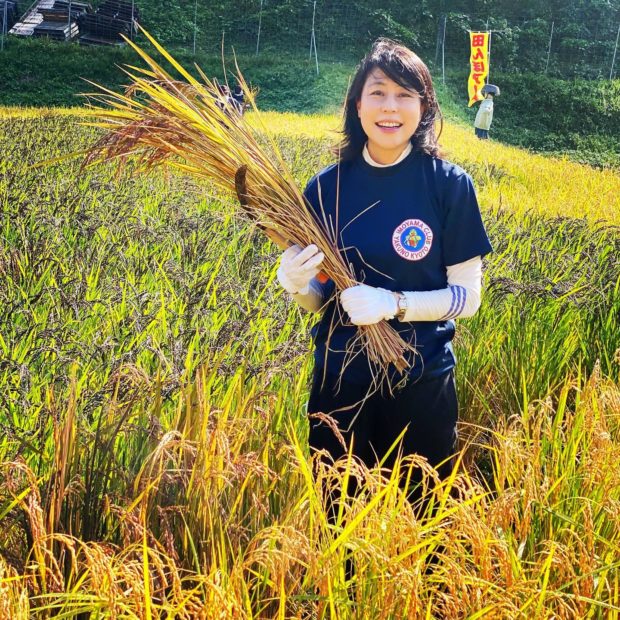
[277,244,325,295]
[340,284,398,325]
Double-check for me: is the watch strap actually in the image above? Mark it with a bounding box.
[395,291,408,320]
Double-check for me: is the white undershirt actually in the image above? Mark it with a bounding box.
[362,142,413,167]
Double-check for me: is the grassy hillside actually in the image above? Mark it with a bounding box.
[442,71,620,169]
[0,38,351,113]
[2,37,620,170]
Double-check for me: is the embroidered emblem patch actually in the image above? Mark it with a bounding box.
[392,219,433,261]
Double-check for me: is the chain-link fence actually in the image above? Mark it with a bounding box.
[125,0,620,80]
[4,0,620,80]
[439,11,620,80]
[128,1,425,59]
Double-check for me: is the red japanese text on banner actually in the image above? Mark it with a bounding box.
[468,32,490,107]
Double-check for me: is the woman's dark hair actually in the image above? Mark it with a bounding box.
[335,38,443,161]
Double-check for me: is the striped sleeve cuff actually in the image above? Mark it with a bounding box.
[439,285,467,320]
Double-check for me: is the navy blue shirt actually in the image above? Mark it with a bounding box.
[303,149,493,385]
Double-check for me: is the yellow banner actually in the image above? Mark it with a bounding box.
[468,32,490,107]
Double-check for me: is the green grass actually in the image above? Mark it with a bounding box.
[439,70,620,170]
[0,37,351,113]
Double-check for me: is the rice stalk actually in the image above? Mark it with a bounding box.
[79,27,415,385]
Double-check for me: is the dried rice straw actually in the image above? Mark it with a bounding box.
[80,28,416,388]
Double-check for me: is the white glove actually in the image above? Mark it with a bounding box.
[340,284,398,326]
[277,244,325,295]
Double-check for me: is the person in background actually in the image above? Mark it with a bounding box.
[474,84,500,139]
[232,84,245,116]
[212,79,232,113]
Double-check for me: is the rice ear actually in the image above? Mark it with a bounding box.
[81,35,416,383]
[235,165,288,251]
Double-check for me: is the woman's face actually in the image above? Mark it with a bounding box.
[356,68,424,165]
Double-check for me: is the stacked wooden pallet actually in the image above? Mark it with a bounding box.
[77,0,137,45]
[39,0,90,22]
[31,0,90,40]
[32,19,77,39]
[9,0,138,42]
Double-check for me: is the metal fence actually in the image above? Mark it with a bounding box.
[438,12,620,81]
[3,0,620,80]
[132,1,620,80]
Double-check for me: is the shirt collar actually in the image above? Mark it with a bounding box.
[362,142,413,167]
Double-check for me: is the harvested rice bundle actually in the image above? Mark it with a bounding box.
[81,29,415,384]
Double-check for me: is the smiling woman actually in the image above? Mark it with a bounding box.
[274,40,493,564]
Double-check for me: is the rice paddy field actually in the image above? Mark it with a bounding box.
[1,104,620,618]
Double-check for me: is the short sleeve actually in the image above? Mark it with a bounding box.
[441,172,493,266]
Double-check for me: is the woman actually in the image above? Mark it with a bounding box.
[277,39,493,504]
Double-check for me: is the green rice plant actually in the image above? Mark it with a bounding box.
[456,211,620,430]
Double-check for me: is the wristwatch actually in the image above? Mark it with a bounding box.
[394,291,408,321]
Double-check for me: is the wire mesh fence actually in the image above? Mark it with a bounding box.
[440,11,620,80]
[3,0,620,80]
[127,0,620,80]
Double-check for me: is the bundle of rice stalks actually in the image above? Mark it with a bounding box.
[80,28,415,385]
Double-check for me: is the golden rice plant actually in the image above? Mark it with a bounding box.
[3,370,618,617]
[79,28,415,388]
